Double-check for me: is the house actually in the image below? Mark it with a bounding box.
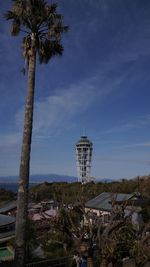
[84,192,143,228]
[28,201,58,230]
[0,214,15,244]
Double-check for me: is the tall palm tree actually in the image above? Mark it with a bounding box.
[5,1,68,266]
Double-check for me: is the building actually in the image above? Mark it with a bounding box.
[28,201,58,230]
[75,136,93,183]
[0,201,17,216]
[85,192,143,228]
[0,214,15,244]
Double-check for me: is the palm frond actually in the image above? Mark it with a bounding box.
[5,0,68,64]
[5,11,15,20]
[11,20,21,36]
[38,39,64,64]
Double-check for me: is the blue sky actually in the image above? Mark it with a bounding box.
[1,0,150,180]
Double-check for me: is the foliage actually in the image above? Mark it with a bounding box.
[131,223,150,267]
[100,222,135,266]
[30,176,150,206]
[0,188,15,202]
[5,0,68,65]
[141,199,150,223]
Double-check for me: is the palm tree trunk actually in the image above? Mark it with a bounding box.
[14,48,36,267]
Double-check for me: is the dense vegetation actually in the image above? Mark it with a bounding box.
[30,175,150,204]
[0,176,150,266]
[0,176,149,266]
[0,188,15,202]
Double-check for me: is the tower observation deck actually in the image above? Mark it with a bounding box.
[75,136,93,183]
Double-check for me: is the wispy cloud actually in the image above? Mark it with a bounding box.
[95,157,150,165]
[118,141,150,150]
[16,80,97,136]
[99,114,150,136]
[16,73,124,138]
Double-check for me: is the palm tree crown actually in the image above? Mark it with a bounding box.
[5,0,68,64]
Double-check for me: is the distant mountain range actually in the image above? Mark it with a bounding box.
[0,174,78,183]
[0,174,114,183]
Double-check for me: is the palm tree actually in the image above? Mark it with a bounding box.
[5,1,68,266]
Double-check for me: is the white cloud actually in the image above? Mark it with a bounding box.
[99,114,150,136]
[33,84,95,132]
[16,75,120,138]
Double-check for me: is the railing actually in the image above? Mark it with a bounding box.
[26,256,72,267]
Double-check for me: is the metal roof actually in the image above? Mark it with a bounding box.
[0,230,15,243]
[85,192,135,211]
[0,214,15,227]
[0,201,17,214]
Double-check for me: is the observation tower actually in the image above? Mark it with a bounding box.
[75,136,93,183]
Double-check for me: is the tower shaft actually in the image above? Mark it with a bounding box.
[75,136,93,183]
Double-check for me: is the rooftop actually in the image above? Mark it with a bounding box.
[0,214,15,228]
[0,230,15,243]
[0,201,17,214]
[85,192,135,211]
[76,136,92,146]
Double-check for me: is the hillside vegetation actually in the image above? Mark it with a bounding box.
[0,188,15,202]
[30,175,150,204]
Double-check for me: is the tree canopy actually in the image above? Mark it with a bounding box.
[5,0,68,64]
